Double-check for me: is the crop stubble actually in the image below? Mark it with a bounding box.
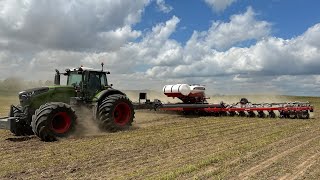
[0,96,319,179]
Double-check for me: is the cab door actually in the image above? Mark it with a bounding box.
[87,72,103,98]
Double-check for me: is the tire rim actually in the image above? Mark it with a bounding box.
[113,102,131,126]
[51,112,72,134]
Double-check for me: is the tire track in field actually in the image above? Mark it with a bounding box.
[134,112,181,127]
[120,121,310,179]
[296,155,320,179]
[133,116,307,150]
[0,123,292,180]
[238,135,320,179]
[0,116,277,164]
[119,122,308,179]
[249,134,320,179]
[95,120,289,178]
[98,120,275,165]
[278,152,320,180]
[136,115,247,133]
[0,113,310,179]
[229,130,316,165]
[111,119,287,163]
[3,121,314,180]
[103,129,281,179]
[105,116,271,152]
[135,116,297,145]
[188,126,320,179]
[131,115,247,139]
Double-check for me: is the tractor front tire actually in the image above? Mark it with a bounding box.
[98,94,134,132]
[31,102,77,142]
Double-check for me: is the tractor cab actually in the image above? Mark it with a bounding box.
[54,63,111,100]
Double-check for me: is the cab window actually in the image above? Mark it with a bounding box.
[101,74,107,86]
[67,73,82,86]
[88,73,101,90]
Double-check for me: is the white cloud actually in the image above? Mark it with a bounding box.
[156,0,173,13]
[97,26,141,51]
[0,0,149,52]
[204,0,237,12]
[195,7,271,50]
[144,8,272,77]
[144,22,320,79]
[29,51,86,71]
[0,2,319,96]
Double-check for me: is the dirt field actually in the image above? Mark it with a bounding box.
[0,94,319,179]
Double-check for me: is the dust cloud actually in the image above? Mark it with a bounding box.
[73,106,102,137]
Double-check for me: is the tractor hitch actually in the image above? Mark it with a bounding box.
[0,117,17,130]
[0,105,18,130]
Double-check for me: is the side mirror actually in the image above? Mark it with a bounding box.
[54,69,60,85]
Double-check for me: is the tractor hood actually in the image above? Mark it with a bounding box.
[18,87,50,106]
[19,86,74,97]
[18,86,76,108]
[19,86,74,100]
[19,87,50,99]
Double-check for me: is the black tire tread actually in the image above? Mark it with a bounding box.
[31,102,77,141]
[98,94,134,132]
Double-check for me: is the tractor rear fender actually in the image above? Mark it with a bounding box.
[92,89,126,104]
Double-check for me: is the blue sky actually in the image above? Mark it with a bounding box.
[136,0,320,43]
[0,0,320,95]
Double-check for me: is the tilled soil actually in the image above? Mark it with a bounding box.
[0,96,319,180]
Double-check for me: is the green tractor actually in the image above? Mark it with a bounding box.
[0,63,135,141]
